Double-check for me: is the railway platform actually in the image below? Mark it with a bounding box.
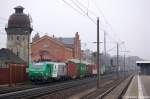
[123,75,150,99]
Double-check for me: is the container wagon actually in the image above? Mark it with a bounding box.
[67,59,86,78]
[77,63,86,78]
[67,62,78,79]
[86,64,97,77]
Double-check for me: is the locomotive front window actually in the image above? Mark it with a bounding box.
[32,63,43,68]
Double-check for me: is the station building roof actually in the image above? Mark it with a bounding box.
[0,48,25,64]
[136,61,150,66]
[67,59,90,65]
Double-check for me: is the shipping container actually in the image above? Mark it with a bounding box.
[67,63,78,79]
[67,59,87,78]
[92,64,97,75]
[77,63,86,78]
[86,64,97,77]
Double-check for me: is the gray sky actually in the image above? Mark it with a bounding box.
[0,0,150,60]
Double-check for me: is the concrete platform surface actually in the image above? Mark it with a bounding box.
[123,75,150,99]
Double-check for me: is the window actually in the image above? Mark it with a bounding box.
[62,66,65,72]
[10,48,13,52]
[43,43,48,48]
[17,36,19,40]
[17,48,19,56]
[32,62,43,69]
[11,36,13,40]
[23,36,25,40]
[17,51,19,56]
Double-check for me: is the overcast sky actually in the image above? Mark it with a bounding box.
[0,0,150,60]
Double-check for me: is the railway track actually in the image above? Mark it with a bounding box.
[101,74,134,99]
[81,74,134,99]
[0,77,98,99]
[0,73,117,99]
[0,80,76,95]
[36,77,115,99]
[0,76,98,94]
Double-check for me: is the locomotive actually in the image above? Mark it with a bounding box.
[28,59,97,82]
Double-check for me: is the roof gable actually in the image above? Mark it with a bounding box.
[32,35,65,47]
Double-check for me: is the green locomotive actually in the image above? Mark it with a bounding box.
[29,61,53,82]
[28,61,67,82]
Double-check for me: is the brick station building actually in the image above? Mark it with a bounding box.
[31,32,81,62]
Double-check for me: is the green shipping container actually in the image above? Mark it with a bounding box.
[67,59,87,78]
[77,63,86,78]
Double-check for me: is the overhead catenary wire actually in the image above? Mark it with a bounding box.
[87,0,90,15]
[62,0,129,54]
[74,0,98,16]
[67,0,118,52]
[62,0,96,24]
[92,0,121,43]
[62,0,84,16]
[70,0,88,14]
[73,0,118,51]
[93,5,125,54]
[70,0,96,24]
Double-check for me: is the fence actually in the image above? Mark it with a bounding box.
[0,64,27,86]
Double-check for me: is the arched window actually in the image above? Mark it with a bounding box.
[39,50,49,60]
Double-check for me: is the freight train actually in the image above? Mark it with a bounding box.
[28,59,97,82]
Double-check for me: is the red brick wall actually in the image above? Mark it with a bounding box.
[65,48,73,62]
[31,35,73,62]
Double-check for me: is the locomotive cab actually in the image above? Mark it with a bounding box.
[28,62,53,82]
